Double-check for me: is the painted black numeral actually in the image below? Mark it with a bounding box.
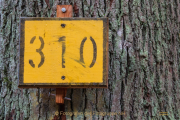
[80,36,97,68]
[29,36,45,68]
[58,36,66,68]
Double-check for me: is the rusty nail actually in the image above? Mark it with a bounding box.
[64,97,71,101]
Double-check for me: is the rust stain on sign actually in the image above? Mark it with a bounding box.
[18,17,109,88]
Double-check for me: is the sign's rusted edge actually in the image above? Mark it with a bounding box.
[18,17,109,88]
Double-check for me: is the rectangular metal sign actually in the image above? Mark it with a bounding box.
[19,17,108,88]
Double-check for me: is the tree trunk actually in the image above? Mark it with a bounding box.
[0,0,180,120]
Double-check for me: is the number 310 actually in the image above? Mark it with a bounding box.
[29,36,97,68]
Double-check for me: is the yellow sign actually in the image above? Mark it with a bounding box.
[19,18,108,88]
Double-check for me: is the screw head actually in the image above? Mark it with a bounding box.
[61,24,66,28]
[61,8,66,13]
[61,76,65,80]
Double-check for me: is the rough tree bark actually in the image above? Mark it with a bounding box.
[0,0,180,120]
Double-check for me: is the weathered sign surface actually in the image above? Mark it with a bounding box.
[19,18,108,88]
